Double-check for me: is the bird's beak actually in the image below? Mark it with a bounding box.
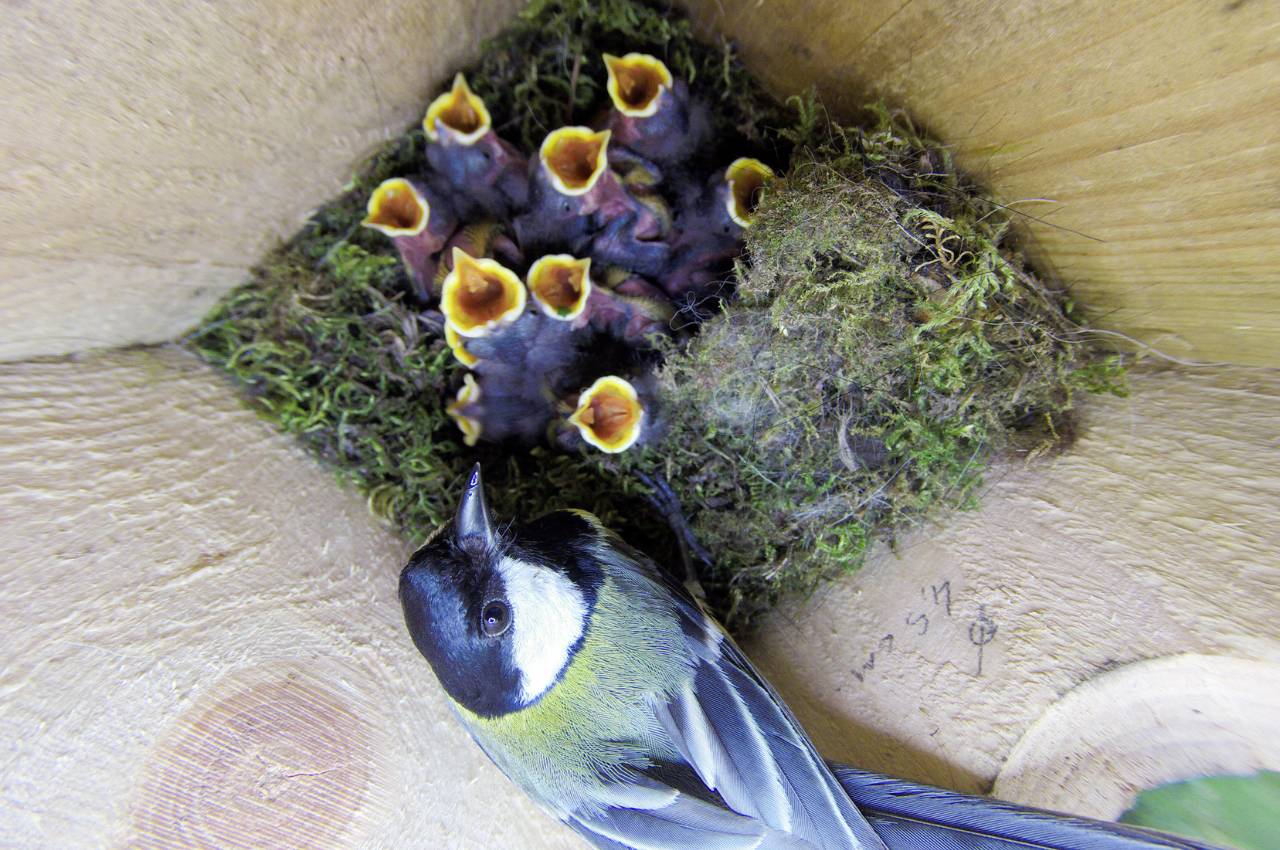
[527,255,593,320]
[540,127,611,196]
[568,376,644,453]
[454,462,495,553]
[447,373,483,446]
[423,73,491,144]
[444,322,479,366]
[725,158,774,228]
[362,178,429,236]
[603,53,672,118]
[441,248,527,338]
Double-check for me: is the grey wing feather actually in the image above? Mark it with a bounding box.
[830,768,1226,850]
[567,771,808,850]
[651,601,887,849]
[592,538,886,849]
[693,636,887,849]
[652,670,789,824]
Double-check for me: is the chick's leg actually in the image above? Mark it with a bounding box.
[634,470,712,602]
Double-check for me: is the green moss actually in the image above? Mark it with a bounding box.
[467,0,784,154]
[186,0,730,552]
[188,0,1122,632]
[615,99,1120,626]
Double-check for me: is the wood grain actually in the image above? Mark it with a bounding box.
[0,348,580,849]
[745,364,1280,810]
[3,352,1278,844]
[679,0,1280,366]
[994,654,1280,818]
[0,0,525,362]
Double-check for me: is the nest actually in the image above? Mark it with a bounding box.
[188,0,1123,631]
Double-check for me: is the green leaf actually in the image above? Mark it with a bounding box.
[1120,771,1280,850]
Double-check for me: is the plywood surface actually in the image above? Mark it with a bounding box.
[2,351,1278,845]
[994,654,1280,817]
[5,0,1276,367]
[0,0,524,362]
[0,348,579,849]
[679,0,1280,366]
[744,365,1280,814]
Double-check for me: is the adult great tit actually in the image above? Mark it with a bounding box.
[399,466,1220,850]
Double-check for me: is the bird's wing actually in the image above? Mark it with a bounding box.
[829,768,1226,850]
[651,627,888,850]
[565,770,813,850]
[581,533,886,849]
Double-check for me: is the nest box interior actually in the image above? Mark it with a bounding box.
[1,1,1277,848]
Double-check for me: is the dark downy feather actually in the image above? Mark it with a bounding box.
[829,767,1226,850]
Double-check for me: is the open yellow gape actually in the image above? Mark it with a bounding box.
[540,127,611,196]
[423,73,492,144]
[440,248,527,338]
[568,376,644,453]
[604,52,672,117]
[527,255,593,320]
[362,178,429,236]
[725,158,774,228]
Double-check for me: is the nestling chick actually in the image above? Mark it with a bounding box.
[527,256,672,346]
[663,157,774,300]
[589,210,670,277]
[424,73,530,219]
[361,177,459,300]
[447,367,558,447]
[400,468,1227,850]
[374,57,773,455]
[560,374,651,453]
[602,53,712,167]
[439,247,526,339]
[516,127,669,274]
[470,298,585,386]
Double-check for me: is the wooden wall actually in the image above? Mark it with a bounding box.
[679,0,1280,366]
[2,1,1279,846]
[0,0,524,361]
[3,352,1277,847]
[2,1,1274,365]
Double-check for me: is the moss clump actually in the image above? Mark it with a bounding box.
[466,0,784,153]
[186,0,764,552]
[189,0,1122,632]
[616,101,1123,626]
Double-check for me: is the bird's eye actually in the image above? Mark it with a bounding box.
[480,600,511,637]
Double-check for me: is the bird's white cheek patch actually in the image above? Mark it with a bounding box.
[497,557,587,704]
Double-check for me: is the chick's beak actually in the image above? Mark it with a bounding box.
[444,322,479,366]
[540,127,611,196]
[441,248,527,338]
[447,373,483,446]
[725,157,775,228]
[454,462,495,553]
[424,73,492,144]
[362,178,428,236]
[528,255,593,320]
[603,53,673,118]
[568,376,644,453]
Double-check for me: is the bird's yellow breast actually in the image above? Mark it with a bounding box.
[453,568,691,814]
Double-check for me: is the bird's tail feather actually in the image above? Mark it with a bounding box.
[829,765,1226,850]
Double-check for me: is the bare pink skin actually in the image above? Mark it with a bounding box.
[573,282,670,344]
[381,178,460,301]
[604,79,710,166]
[426,127,530,219]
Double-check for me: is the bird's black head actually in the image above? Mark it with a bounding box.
[399,465,604,717]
